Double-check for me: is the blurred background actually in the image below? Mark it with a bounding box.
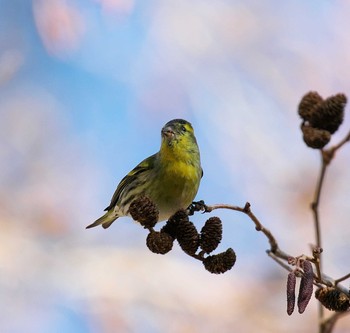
[1,0,350,332]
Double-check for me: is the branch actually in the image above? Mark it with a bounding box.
[328,129,350,155]
[321,312,350,333]
[203,202,285,257]
[334,273,350,286]
[311,155,326,251]
[191,201,350,297]
[310,129,350,328]
[312,131,350,237]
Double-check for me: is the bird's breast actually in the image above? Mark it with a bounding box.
[149,159,201,220]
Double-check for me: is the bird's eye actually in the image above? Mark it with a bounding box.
[181,125,186,132]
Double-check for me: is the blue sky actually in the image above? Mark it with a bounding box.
[1,1,350,332]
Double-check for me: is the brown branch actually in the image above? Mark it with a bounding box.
[321,312,350,333]
[315,134,350,265]
[190,128,350,332]
[195,201,349,297]
[309,130,350,332]
[329,129,350,154]
[204,202,287,257]
[334,272,350,285]
[267,251,293,272]
[310,155,326,333]
[312,245,323,283]
[311,155,326,251]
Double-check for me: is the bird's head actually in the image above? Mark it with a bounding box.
[161,119,196,146]
[160,119,200,161]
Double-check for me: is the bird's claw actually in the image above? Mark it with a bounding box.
[187,200,210,216]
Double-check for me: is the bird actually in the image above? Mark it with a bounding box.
[86,119,203,229]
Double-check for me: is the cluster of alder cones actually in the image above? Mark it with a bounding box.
[128,196,236,274]
[298,91,347,149]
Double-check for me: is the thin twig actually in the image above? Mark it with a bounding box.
[311,130,350,249]
[334,272,350,285]
[267,251,293,272]
[204,202,283,255]
[312,160,326,333]
[311,155,326,251]
[312,245,323,283]
[195,201,349,296]
[321,312,349,333]
[329,130,350,153]
[309,130,350,332]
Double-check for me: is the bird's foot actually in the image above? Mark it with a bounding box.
[187,200,211,215]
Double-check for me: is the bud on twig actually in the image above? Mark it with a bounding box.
[297,260,314,314]
[286,272,296,315]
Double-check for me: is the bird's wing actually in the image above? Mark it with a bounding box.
[104,153,157,211]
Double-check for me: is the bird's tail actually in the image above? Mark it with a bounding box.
[86,211,118,229]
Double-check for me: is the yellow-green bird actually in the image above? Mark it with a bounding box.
[86,119,202,229]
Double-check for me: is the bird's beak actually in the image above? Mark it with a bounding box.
[161,126,175,139]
